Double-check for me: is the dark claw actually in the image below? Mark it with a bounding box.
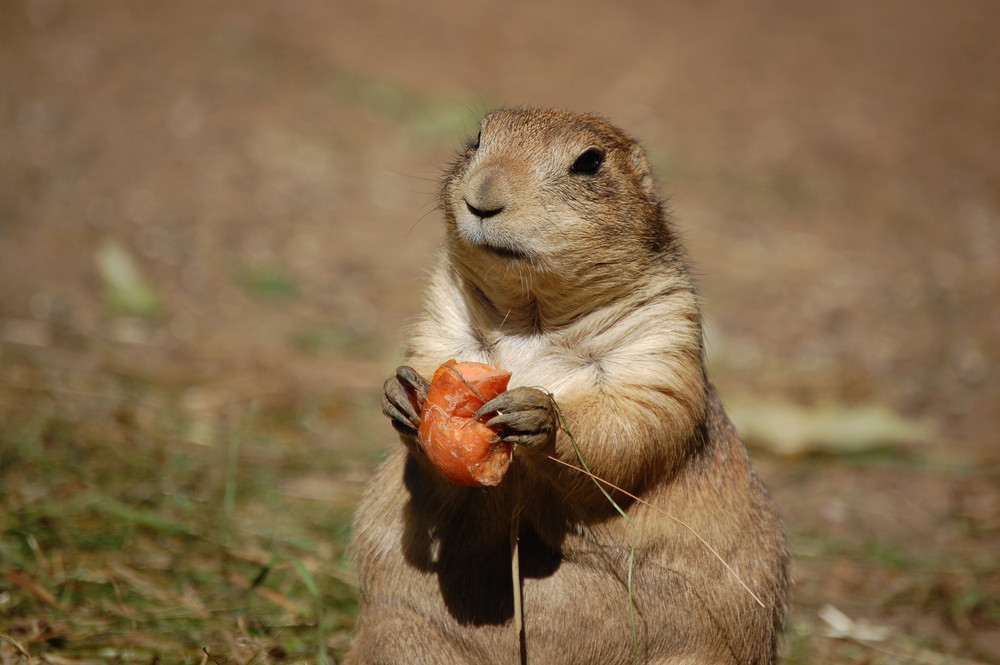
[501,432,552,447]
[381,392,415,431]
[474,386,556,450]
[481,408,554,435]
[389,417,419,436]
[397,365,430,400]
[382,366,430,435]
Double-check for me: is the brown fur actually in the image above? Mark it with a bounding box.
[346,108,788,664]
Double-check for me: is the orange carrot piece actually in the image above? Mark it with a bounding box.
[418,360,513,486]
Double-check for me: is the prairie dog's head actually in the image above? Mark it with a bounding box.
[441,108,673,308]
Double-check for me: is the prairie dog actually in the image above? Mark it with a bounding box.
[347,108,788,665]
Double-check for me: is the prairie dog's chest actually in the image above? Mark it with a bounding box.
[487,330,603,396]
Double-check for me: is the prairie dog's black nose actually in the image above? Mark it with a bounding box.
[465,200,503,219]
[464,163,511,219]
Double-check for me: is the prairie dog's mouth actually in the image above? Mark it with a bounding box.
[453,207,532,262]
[479,242,531,262]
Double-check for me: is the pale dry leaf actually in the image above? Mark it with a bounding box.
[725,397,934,456]
[818,603,891,642]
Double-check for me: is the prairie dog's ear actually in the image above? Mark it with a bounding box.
[627,143,655,197]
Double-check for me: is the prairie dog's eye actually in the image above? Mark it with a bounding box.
[469,131,481,151]
[571,147,604,175]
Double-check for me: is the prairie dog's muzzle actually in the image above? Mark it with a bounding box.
[463,161,514,220]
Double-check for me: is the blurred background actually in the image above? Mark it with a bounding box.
[1,1,998,663]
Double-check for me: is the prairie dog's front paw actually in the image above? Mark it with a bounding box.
[474,386,557,450]
[382,366,429,436]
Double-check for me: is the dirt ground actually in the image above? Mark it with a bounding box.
[1,0,999,663]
